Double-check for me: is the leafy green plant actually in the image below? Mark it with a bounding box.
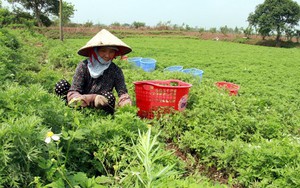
[1,28,300,187]
[0,29,22,81]
[0,28,20,50]
[120,128,177,187]
[33,111,101,187]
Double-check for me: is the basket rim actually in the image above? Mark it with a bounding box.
[128,57,142,63]
[164,65,184,71]
[215,81,240,90]
[181,68,204,73]
[140,58,157,62]
[134,79,192,88]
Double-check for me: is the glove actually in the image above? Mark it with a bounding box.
[67,93,97,108]
[68,97,85,108]
[118,93,132,107]
[94,95,109,108]
[119,98,132,107]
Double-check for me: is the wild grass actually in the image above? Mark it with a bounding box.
[1,28,300,187]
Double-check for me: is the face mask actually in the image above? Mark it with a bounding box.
[97,56,112,65]
[87,48,111,78]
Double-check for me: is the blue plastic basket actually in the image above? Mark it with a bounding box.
[164,65,183,72]
[128,57,142,67]
[182,68,204,81]
[140,58,156,72]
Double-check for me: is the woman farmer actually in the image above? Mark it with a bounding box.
[55,29,132,114]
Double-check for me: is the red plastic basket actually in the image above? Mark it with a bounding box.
[215,81,240,96]
[134,79,192,119]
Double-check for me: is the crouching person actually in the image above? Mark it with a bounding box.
[55,29,132,114]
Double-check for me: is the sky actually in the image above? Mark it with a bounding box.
[2,0,300,29]
[64,0,300,29]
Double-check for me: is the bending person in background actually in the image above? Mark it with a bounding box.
[55,29,132,114]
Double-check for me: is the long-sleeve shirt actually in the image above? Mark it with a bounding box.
[69,59,128,97]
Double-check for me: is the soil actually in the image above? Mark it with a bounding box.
[166,142,243,187]
[43,26,300,48]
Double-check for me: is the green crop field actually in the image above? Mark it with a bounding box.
[1,28,300,187]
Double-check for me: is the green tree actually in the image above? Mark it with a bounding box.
[234,26,242,34]
[59,1,75,25]
[296,29,300,42]
[0,8,13,27]
[209,27,217,33]
[198,27,205,34]
[248,0,300,46]
[0,7,35,27]
[110,22,121,27]
[243,26,253,38]
[156,20,172,30]
[7,0,59,26]
[220,25,229,36]
[285,26,295,41]
[52,1,75,26]
[132,21,145,29]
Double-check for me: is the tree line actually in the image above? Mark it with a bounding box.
[1,0,300,46]
[1,0,75,27]
[248,0,300,46]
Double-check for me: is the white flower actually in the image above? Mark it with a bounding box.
[45,131,61,144]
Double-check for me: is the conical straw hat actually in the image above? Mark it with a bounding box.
[77,29,132,57]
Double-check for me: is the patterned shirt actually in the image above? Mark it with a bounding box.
[69,59,128,97]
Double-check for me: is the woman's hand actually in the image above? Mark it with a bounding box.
[67,91,98,107]
[68,96,86,107]
[94,95,109,107]
[118,93,132,107]
[118,98,132,107]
